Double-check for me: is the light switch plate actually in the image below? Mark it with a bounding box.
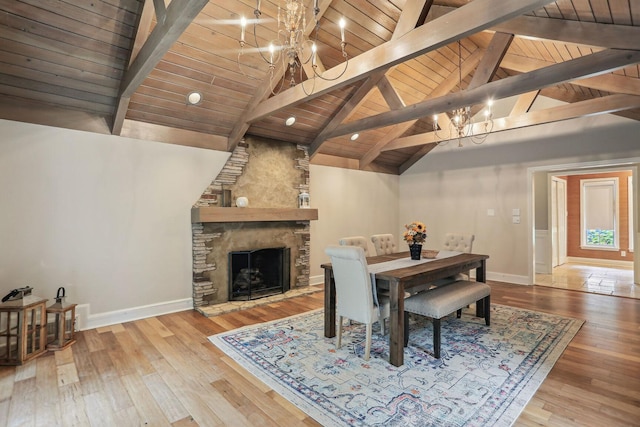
[512,208,520,216]
[512,216,520,224]
[487,209,495,216]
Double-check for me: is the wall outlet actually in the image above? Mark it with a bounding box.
[621,250,627,257]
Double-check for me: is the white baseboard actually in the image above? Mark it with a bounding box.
[78,298,193,331]
[485,272,531,285]
[310,274,324,286]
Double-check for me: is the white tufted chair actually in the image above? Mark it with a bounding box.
[443,233,475,280]
[371,234,397,256]
[325,245,390,360]
[443,233,475,253]
[409,233,476,295]
[339,236,370,257]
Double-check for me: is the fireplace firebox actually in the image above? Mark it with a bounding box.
[228,247,290,301]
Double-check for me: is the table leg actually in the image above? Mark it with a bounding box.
[475,259,487,317]
[324,269,336,338]
[388,280,404,367]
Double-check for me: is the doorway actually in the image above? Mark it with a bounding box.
[532,163,638,298]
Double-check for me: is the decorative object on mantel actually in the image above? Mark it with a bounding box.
[298,191,310,208]
[0,286,48,365]
[236,196,249,208]
[46,287,77,351]
[403,221,427,260]
[220,189,232,207]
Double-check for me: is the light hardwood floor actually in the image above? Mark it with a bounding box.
[535,260,638,299]
[1,282,639,426]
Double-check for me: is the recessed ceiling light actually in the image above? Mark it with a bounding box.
[285,116,296,126]
[187,91,202,105]
[350,133,359,141]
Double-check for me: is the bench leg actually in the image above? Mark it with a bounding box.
[476,298,484,317]
[456,309,462,318]
[433,318,441,358]
[483,295,491,326]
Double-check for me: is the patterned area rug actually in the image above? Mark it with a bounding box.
[209,305,583,427]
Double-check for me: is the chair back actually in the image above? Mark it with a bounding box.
[338,236,370,257]
[371,234,397,255]
[443,233,475,253]
[325,245,376,324]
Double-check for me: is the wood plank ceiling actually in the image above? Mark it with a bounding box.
[1,0,639,175]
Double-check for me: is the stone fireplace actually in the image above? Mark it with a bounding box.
[191,137,318,313]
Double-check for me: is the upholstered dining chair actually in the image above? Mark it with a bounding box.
[338,236,370,257]
[371,234,397,256]
[443,233,475,253]
[324,245,389,360]
[443,233,475,280]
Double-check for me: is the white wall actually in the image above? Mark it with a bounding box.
[0,120,229,326]
[400,112,640,284]
[309,165,399,281]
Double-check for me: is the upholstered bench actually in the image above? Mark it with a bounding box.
[403,280,491,358]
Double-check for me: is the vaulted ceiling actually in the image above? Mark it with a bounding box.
[1,0,639,174]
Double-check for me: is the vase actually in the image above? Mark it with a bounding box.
[409,244,422,260]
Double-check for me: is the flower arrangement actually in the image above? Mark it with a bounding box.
[403,221,427,245]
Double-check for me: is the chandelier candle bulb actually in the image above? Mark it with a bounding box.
[240,17,246,44]
[339,18,346,43]
[311,43,317,67]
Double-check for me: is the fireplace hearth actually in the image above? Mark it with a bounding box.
[229,247,290,301]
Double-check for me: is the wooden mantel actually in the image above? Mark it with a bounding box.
[191,207,319,223]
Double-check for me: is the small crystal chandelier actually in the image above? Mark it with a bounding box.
[239,0,348,94]
[433,41,494,147]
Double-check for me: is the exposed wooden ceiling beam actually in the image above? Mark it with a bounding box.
[112,0,208,135]
[308,0,432,158]
[118,0,208,99]
[326,49,640,139]
[500,54,640,96]
[377,76,406,110]
[468,32,513,90]
[492,13,640,49]
[429,5,640,49]
[384,94,640,152]
[112,0,155,135]
[247,0,555,123]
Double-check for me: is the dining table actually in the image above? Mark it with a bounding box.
[321,250,489,367]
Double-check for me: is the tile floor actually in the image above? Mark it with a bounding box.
[535,260,639,299]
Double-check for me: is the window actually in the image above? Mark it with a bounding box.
[580,178,619,249]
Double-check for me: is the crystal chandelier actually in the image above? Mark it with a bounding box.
[433,41,494,147]
[239,0,348,94]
